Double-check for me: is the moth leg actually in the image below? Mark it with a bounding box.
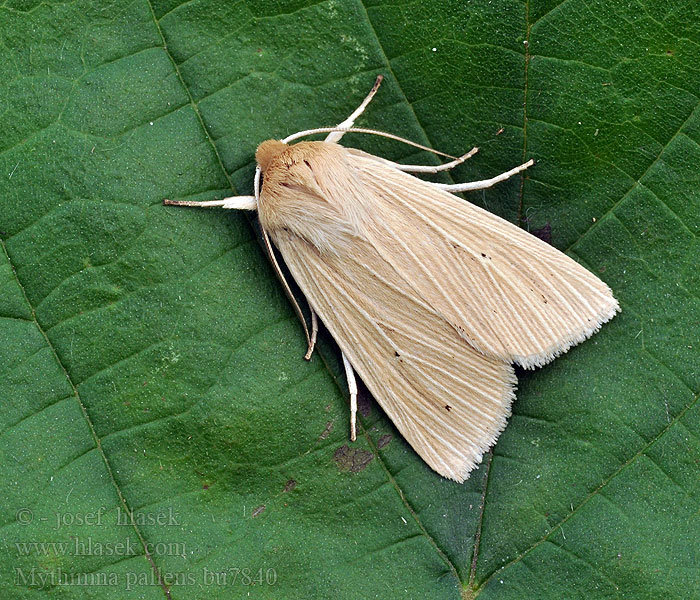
[342,352,358,441]
[431,159,535,192]
[304,309,318,361]
[382,147,479,173]
[163,196,257,210]
[325,75,383,144]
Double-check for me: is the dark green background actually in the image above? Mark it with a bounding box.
[1,0,698,598]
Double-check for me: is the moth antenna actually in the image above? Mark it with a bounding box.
[260,226,313,352]
[325,75,383,144]
[247,166,318,359]
[254,165,262,201]
[282,127,458,160]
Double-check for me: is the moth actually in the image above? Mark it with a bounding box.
[165,76,619,482]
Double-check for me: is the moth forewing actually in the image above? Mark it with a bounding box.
[343,150,620,368]
[270,223,518,482]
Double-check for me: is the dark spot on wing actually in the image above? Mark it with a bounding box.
[444,405,452,411]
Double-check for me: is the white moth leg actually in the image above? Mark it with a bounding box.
[304,309,318,361]
[325,75,383,144]
[164,196,257,210]
[164,164,263,211]
[432,159,535,192]
[381,147,479,173]
[342,352,358,441]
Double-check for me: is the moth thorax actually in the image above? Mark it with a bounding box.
[256,139,287,172]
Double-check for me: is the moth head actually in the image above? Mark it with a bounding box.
[256,139,288,173]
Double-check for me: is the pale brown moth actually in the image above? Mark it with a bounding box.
[165,76,619,482]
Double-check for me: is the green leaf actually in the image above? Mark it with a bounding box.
[1,1,698,598]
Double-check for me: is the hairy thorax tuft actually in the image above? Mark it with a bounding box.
[256,142,366,255]
[256,139,288,172]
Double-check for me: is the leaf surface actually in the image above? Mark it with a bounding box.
[0,1,698,598]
